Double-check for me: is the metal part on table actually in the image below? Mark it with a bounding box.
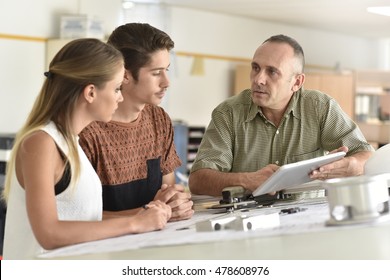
[324,173,390,226]
[221,186,247,204]
[195,212,280,232]
[208,200,258,211]
[211,185,325,213]
[208,186,259,212]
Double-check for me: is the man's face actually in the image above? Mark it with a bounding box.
[250,42,302,111]
[125,49,171,107]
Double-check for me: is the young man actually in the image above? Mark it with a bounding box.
[79,23,193,221]
[189,34,374,197]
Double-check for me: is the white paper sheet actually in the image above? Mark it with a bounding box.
[38,198,343,259]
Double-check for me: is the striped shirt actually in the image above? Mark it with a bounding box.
[190,88,374,173]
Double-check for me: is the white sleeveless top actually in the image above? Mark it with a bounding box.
[3,122,102,259]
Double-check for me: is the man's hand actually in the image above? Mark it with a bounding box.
[310,146,372,180]
[246,164,279,193]
[154,184,194,222]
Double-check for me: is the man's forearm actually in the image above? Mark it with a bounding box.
[188,169,248,196]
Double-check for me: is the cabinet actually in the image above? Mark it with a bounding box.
[234,64,251,94]
[354,70,390,147]
[187,126,205,174]
[173,123,205,178]
[355,70,390,122]
[0,133,14,256]
[304,72,355,118]
[173,121,188,181]
[0,133,15,176]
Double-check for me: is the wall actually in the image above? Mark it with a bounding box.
[0,0,123,133]
[0,0,122,38]
[170,7,380,70]
[0,38,45,133]
[165,7,384,127]
[377,39,390,70]
[0,1,389,132]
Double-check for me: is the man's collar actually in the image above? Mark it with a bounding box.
[247,88,303,122]
[285,89,302,120]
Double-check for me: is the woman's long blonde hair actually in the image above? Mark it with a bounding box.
[3,38,123,202]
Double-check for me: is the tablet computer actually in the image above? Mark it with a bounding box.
[252,151,346,197]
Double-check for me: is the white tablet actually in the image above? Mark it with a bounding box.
[252,151,346,197]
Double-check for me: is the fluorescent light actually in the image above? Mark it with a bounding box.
[367,6,390,17]
[122,1,135,9]
[122,0,161,9]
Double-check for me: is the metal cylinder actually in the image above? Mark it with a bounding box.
[323,173,390,226]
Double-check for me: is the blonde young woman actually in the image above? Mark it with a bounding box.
[2,38,171,259]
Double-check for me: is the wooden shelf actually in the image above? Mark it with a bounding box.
[355,70,390,146]
[356,122,390,146]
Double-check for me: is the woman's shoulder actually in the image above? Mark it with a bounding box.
[20,130,57,155]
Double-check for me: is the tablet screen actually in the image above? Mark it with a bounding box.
[252,151,346,197]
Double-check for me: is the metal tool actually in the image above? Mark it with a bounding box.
[195,212,280,232]
[208,186,259,211]
[324,173,390,226]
